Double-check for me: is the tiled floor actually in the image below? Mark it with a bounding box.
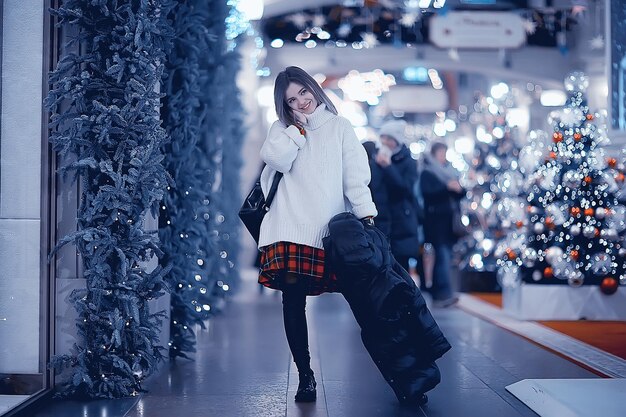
[123,270,596,417]
[27,269,597,417]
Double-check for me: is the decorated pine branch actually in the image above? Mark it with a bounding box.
[159,0,243,358]
[211,45,244,296]
[45,0,174,398]
[202,0,244,311]
[159,0,216,359]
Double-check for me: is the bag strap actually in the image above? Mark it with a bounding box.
[263,171,283,211]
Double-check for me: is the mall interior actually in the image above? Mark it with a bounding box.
[0,1,625,416]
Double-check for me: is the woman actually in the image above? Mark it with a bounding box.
[420,142,464,307]
[377,119,421,272]
[257,66,377,402]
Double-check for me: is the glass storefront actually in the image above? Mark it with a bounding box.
[0,1,51,414]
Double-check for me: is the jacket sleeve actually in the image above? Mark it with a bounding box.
[341,118,378,219]
[382,159,417,195]
[260,121,306,173]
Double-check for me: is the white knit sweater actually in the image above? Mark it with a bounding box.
[258,104,377,249]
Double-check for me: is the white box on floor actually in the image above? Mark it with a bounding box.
[503,283,626,321]
[506,378,626,417]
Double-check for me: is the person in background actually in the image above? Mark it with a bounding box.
[362,140,391,237]
[378,119,421,272]
[420,142,464,307]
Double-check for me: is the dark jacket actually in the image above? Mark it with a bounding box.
[385,145,420,257]
[362,142,391,237]
[323,212,451,402]
[420,168,464,245]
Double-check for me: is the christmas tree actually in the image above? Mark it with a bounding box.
[498,72,626,296]
[459,90,526,279]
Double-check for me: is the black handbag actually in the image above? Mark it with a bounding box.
[238,171,283,243]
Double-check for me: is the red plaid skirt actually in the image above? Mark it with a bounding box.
[258,241,339,295]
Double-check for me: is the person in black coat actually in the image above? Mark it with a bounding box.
[362,141,392,237]
[378,120,421,272]
[420,142,464,307]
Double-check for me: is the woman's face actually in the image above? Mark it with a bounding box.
[434,148,447,165]
[380,135,399,151]
[284,82,318,115]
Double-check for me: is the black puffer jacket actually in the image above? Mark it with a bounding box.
[386,145,420,258]
[420,168,465,245]
[362,141,391,237]
[323,212,451,403]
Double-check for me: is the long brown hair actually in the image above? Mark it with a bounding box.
[273,66,338,127]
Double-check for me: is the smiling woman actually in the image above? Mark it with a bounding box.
[272,66,338,128]
[254,65,378,404]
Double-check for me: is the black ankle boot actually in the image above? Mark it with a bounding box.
[295,371,316,402]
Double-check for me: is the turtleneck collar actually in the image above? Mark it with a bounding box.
[304,103,335,130]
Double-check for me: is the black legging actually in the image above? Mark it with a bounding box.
[281,276,312,375]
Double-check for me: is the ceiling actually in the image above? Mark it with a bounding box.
[262,0,575,18]
[258,0,594,114]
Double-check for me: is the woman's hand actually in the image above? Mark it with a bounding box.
[375,146,392,167]
[360,216,375,227]
[292,110,308,126]
[375,151,391,167]
[447,180,462,193]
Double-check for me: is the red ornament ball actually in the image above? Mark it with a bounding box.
[600,277,619,295]
[544,267,553,278]
[506,248,517,260]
